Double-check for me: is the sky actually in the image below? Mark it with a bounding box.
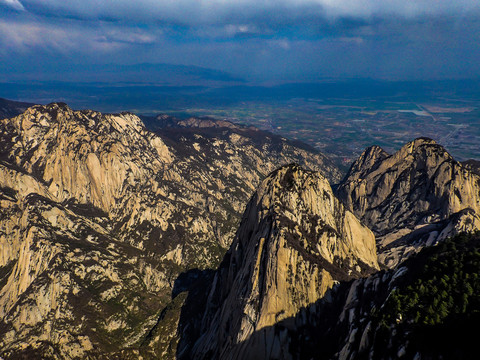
[1,0,480,84]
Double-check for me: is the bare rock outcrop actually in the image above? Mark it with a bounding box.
[187,164,379,360]
[337,138,480,234]
[0,103,340,358]
[337,138,480,267]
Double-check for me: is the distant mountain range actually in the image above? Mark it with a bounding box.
[0,63,244,87]
[0,99,479,359]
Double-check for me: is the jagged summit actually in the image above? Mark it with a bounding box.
[179,141,480,360]
[337,138,480,267]
[3,99,479,359]
[1,102,172,212]
[45,101,69,109]
[344,138,442,182]
[337,137,479,233]
[393,137,450,162]
[232,163,380,279]
[140,113,246,132]
[343,144,389,180]
[20,102,147,133]
[186,164,378,359]
[415,136,435,142]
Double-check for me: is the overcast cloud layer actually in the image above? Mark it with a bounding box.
[1,0,479,83]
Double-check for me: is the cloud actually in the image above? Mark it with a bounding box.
[0,18,158,55]
[0,0,479,83]
[339,37,364,44]
[7,1,476,48]
[1,0,25,11]
[14,1,480,25]
[3,1,480,45]
[308,0,479,18]
[0,21,68,52]
[268,39,291,50]
[96,29,156,45]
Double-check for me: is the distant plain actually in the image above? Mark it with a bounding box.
[2,79,479,168]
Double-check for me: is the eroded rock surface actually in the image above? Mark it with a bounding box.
[0,103,339,358]
[337,138,480,266]
[185,164,378,360]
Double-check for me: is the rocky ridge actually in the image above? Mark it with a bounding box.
[245,232,480,360]
[0,103,340,358]
[337,137,480,267]
[177,139,480,360]
[182,164,379,360]
[2,99,479,360]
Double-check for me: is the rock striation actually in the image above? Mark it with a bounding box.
[185,164,379,360]
[0,103,339,358]
[261,232,480,360]
[337,138,480,267]
[2,101,479,359]
[178,139,480,360]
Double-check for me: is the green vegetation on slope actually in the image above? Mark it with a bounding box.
[373,231,480,359]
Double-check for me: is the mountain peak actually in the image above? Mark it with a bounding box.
[1,103,172,211]
[338,137,479,233]
[0,102,345,359]
[412,136,436,144]
[188,165,378,359]
[29,102,73,118]
[255,163,316,196]
[337,138,480,267]
[345,145,389,180]
[346,137,443,182]
[397,137,448,157]
[46,101,70,109]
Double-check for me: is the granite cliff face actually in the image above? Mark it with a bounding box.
[176,139,480,360]
[0,103,340,358]
[183,164,379,360]
[246,232,480,360]
[337,138,480,267]
[2,100,479,360]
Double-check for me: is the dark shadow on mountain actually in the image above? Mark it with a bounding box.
[138,268,215,357]
[381,222,447,252]
[0,97,35,119]
[178,232,480,360]
[175,268,217,359]
[175,279,358,360]
[462,159,480,176]
[172,269,215,299]
[216,282,480,360]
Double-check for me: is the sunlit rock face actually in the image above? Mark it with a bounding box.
[0,103,340,358]
[179,139,480,360]
[2,102,479,359]
[337,137,480,234]
[188,164,378,360]
[337,137,480,267]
